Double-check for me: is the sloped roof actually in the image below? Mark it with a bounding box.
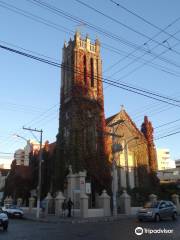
[106,113,118,125]
[106,108,146,141]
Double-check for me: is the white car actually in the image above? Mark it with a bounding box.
[0,209,8,230]
[2,205,24,218]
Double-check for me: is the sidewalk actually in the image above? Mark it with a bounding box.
[24,212,136,224]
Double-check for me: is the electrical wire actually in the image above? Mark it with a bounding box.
[0,0,179,78]
[74,0,180,56]
[1,43,180,107]
[26,0,180,69]
[109,0,180,42]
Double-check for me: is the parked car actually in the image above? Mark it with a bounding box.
[0,208,8,230]
[137,200,177,222]
[2,205,24,218]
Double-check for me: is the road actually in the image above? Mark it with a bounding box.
[0,217,179,240]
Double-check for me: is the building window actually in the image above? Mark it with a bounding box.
[90,58,94,87]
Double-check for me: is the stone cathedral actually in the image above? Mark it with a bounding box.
[55,31,158,197]
[56,32,111,192]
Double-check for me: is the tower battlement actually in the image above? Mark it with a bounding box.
[63,31,100,54]
[61,32,103,104]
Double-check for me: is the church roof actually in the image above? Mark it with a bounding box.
[106,113,118,125]
[106,108,146,141]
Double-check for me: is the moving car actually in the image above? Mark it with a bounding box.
[2,205,24,218]
[0,208,8,231]
[137,200,177,222]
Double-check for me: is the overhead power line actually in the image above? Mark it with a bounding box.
[105,32,180,92]
[155,129,180,140]
[109,0,180,42]
[27,0,180,68]
[1,0,180,78]
[0,152,14,155]
[75,0,180,56]
[1,43,180,108]
[75,0,180,79]
[155,118,180,129]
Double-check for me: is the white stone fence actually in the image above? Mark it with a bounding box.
[38,190,111,218]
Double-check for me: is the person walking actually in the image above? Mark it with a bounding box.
[67,198,73,217]
[61,199,67,217]
[40,199,47,218]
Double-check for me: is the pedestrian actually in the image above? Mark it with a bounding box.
[40,199,46,218]
[67,198,73,217]
[61,199,67,217]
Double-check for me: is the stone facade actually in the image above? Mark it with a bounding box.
[106,108,155,190]
[56,32,111,193]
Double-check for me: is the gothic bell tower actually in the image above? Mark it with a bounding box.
[56,31,111,191]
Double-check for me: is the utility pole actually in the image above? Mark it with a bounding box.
[124,139,130,190]
[109,120,124,216]
[23,127,43,219]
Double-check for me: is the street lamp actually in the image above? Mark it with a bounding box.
[123,136,139,190]
[109,119,124,216]
[22,127,43,219]
[14,134,28,142]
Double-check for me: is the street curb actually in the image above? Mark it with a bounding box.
[24,214,136,224]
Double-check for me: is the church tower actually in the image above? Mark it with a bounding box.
[56,32,111,191]
[141,116,158,172]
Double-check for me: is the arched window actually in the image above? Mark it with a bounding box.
[83,55,86,84]
[90,58,94,87]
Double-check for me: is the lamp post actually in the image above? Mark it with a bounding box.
[123,137,139,190]
[22,127,43,219]
[14,134,28,142]
[14,134,30,165]
[109,120,124,216]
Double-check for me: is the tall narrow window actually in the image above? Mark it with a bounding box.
[90,58,94,87]
[96,58,99,93]
[66,58,69,91]
[83,55,86,84]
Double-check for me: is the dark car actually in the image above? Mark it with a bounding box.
[0,208,8,231]
[137,200,177,222]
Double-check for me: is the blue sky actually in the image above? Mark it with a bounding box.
[1,0,180,168]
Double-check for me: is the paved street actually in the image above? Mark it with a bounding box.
[0,217,179,240]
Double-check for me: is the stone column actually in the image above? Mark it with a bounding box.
[4,197,9,206]
[149,194,157,203]
[55,192,65,216]
[99,190,111,217]
[79,171,87,196]
[80,193,88,218]
[17,198,23,207]
[29,197,35,213]
[8,196,13,205]
[45,192,53,215]
[66,166,77,200]
[171,194,180,215]
[119,190,131,215]
[95,193,100,208]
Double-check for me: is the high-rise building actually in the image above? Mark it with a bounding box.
[14,140,41,166]
[156,149,175,170]
[175,159,180,168]
[56,32,111,191]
